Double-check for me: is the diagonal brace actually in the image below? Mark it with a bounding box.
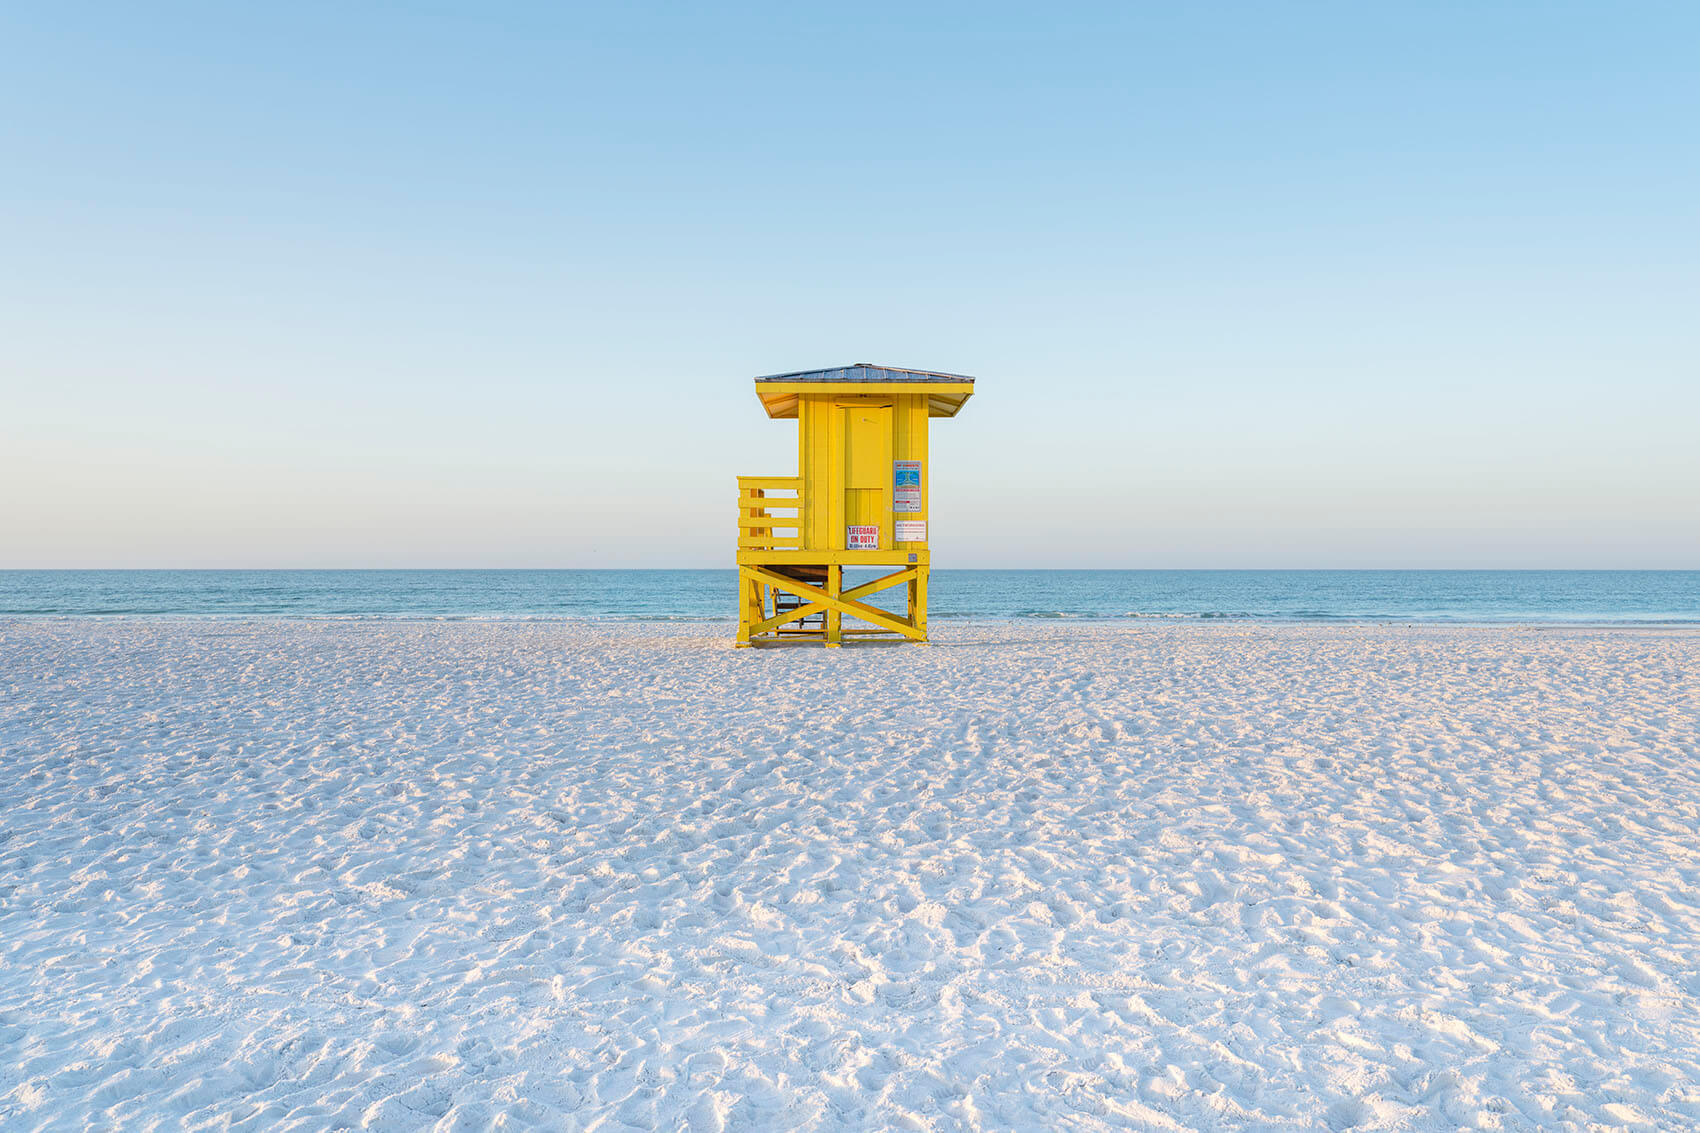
[745,567,919,635]
[743,566,924,639]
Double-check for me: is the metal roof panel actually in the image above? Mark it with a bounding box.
[754,363,976,384]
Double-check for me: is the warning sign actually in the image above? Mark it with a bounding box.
[893,460,922,513]
[846,525,879,550]
[895,520,926,543]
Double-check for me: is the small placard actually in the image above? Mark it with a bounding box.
[895,520,926,543]
[846,525,879,550]
[893,460,922,513]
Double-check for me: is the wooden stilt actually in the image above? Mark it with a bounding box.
[734,569,754,647]
[914,565,930,644]
[825,564,843,647]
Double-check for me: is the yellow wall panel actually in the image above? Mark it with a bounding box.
[789,390,935,553]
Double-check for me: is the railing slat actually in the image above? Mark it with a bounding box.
[737,474,805,549]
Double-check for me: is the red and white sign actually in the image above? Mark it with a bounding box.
[846,525,879,550]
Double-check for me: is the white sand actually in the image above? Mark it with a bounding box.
[2,619,1698,1131]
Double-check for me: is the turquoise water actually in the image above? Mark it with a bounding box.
[1,570,1696,623]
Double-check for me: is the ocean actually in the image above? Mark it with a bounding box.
[1,570,1696,624]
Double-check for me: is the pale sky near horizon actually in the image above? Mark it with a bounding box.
[3,2,1696,569]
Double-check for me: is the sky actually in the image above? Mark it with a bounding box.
[2,1,1696,569]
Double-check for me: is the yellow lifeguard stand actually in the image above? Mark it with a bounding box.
[735,363,975,647]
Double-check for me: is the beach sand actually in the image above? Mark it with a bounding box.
[3,619,1698,1130]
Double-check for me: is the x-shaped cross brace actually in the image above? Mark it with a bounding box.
[742,565,923,640]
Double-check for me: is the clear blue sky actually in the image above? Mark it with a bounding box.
[3,2,1695,568]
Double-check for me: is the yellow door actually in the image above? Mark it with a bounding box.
[842,403,892,549]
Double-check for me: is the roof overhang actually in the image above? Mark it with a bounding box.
[754,364,976,419]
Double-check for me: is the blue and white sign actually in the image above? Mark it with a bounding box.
[894,460,922,513]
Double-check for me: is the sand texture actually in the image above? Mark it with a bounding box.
[3,619,1699,1130]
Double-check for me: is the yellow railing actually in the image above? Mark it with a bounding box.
[737,475,803,550]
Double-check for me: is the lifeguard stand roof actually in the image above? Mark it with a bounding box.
[754,363,975,419]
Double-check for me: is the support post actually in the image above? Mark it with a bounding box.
[825,563,843,647]
[735,569,755,647]
[914,565,930,644]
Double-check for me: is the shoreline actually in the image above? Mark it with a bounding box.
[4,612,1700,629]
